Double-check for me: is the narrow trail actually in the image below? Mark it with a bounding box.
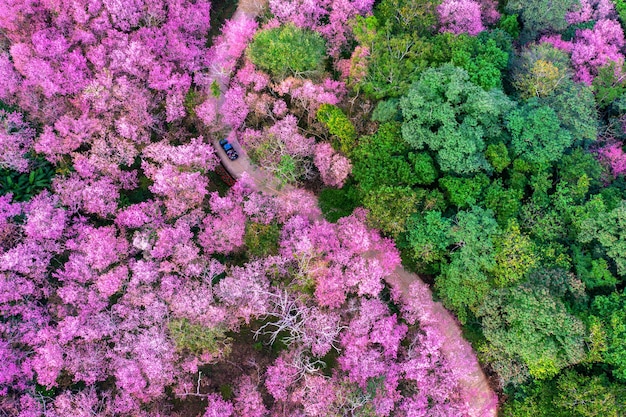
[208,1,498,415]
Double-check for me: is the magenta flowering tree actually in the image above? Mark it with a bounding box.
[566,0,616,24]
[597,142,626,176]
[233,375,267,417]
[268,0,375,58]
[0,110,35,172]
[313,142,352,187]
[140,136,219,218]
[570,19,625,84]
[438,0,486,36]
[274,77,347,115]
[542,15,625,84]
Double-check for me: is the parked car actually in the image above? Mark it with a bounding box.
[219,139,239,161]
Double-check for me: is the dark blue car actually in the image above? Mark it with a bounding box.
[219,139,239,161]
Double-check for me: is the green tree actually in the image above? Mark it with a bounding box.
[318,186,360,223]
[438,174,489,208]
[352,122,418,192]
[404,210,452,270]
[484,179,524,226]
[247,23,327,78]
[541,79,598,144]
[401,64,515,174]
[436,207,500,322]
[554,370,626,417]
[316,104,357,156]
[501,371,626,417]
[430,31,512,90]
[168,319,231,356]
[493,221,537,287]
[244,222,281,258]
[591,291,626,380]
[505,0,578,40]
[408,152,438,185]
[478,283,587,383]
[558,149,605,195]
[352,16,433,99]
[362,185,420,237]
[592,62,626,109]
[506,100,573,165]
[572,246,618,290]
[485,142,511,173]
[578,201,626,276]
[512,43,572,99]
[374,0,439,35]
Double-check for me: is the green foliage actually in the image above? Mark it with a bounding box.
[400,64,515,174]
[168,318,231,356]
[562,20,597,42]
[540,79,598,143]
[592,62,626,109]
[184,89,201,117]
[371,99,400,122]
[318,186,360,222]
[430,31,512,90]
[316,104,357,156]
[352,16,432,99]
[247,23,327,78]
[499,14,521,39]
[374,0,439,35]
[244,222,281,258]
[485,142,511,173]
[436,207,500,322]
[573,247,618,290]
[554,370,626,417]
[493,221,537,287]
[558,149,605,194]
[478,282,587,384]
[438,174,489,208]
[0,158,55,201]
[484,179,523,226]
[408,152,438,185]
[275,154,300,186]
[505,0,578,41]
[578,201,626,276]
[506,100,573,165]
[591,291,626,380]
[405,210,452,270]
[501,371,626,417]
[511,43,573,99]
[352,122,417,191]
[617,0,626,28]
[362,186,420,237]
[210,80,221,98]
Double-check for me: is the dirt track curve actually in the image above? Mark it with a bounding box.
[209,1,498,415]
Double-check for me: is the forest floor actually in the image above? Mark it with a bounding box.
[210,0,498,415]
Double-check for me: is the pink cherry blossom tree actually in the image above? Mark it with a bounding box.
[438,0,486,36]
[314,142,352,187]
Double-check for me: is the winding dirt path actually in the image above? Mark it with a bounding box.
[208,1,498,415]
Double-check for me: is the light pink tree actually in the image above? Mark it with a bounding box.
[571,19,625,84]
[438,0,486,36]
[542,18,625,84]
[566,0,616,24]
[233,376,268,417]
[0,110,35,172]
[313,142,352,187]
[597,142,626,176]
